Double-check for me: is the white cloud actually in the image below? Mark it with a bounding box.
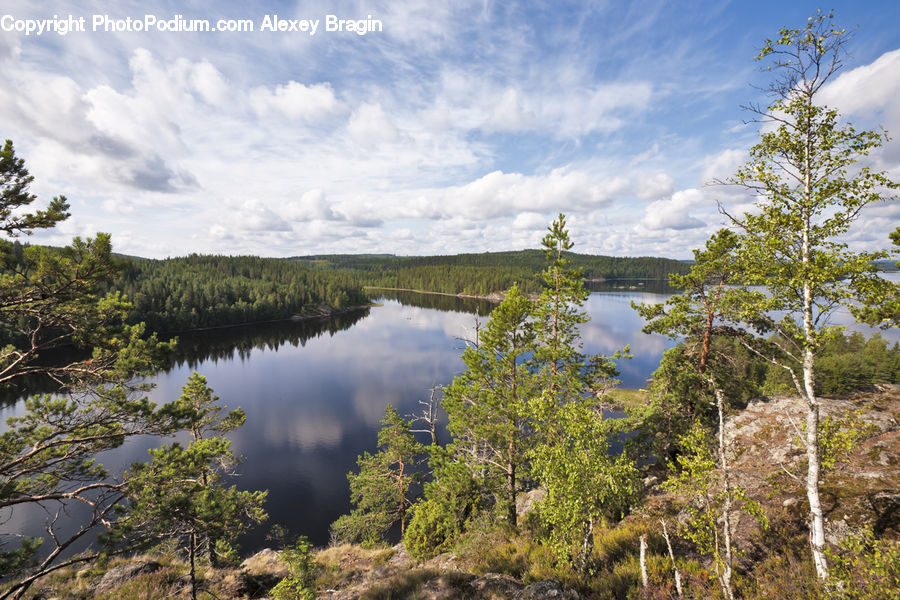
[229,199,292,232]
[701,148,746,183]
[250,80,343,121]
[285,189,344,222]
[346,103,400,147]
[640,188,707,231]
[512,211,548,230]
[440,169,628,220]
[187,60,229,107]
[484,88,531,132]
[818,49,900,125]
[635,172,675,200]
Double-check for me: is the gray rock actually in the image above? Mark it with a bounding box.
[516,488,546,517]
[93,560,163,594]
[514,579,581,599]
[470,572,523,596]
[241,547,286,576]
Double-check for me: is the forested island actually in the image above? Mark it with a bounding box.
[2,12,900,600]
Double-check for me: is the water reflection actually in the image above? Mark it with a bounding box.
[374,289,496,316]
[6,280,894,552]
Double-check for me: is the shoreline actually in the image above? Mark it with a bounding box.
[364,286,505,303]
[155,303,374,336]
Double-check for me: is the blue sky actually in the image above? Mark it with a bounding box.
[1,1,899,258]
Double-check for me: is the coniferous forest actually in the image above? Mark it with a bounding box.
[3,10,900,600]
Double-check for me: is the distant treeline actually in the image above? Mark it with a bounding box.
[3,242,694,333]
[112,254,369,332]
[291,250,692,296]
[111,251,692,331]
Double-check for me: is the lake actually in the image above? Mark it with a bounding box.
[139,285,678,550]
[3,280,898,551]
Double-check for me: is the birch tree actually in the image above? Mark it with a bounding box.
[718,11,898,580]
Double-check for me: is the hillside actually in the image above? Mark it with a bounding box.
[19,385,899,599]
[290,250,691,297]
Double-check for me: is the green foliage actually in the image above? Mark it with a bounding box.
[826,527,900,600]
[0,141,190,600]
[331,405,424,545]
[123,373,267,597]
[113,253,369,332]
[726,10,897,392]
[0,139,69,236]
[294,249,692,296]
[403,451,484,560]
[664,422,767,594]
[108,243,693,334]
[815,410,878,472]
[406,215,637,570]
[530,401,641,571]
[441,283,536,525]
[270,537,317,600]
[743,330,900,397]
[815,332,900,395]
[532,214,590,398]
[719,14,899,579]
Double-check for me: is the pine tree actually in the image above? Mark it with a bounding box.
[528,215,634,570]
[0,140,175,600]
[330,405,424,544]
[124,374,267,600]
[441,284,535,526]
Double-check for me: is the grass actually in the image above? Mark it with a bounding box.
[605,388,650,413]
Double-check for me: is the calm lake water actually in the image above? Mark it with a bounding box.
[143,285,678,550]
[3,280,898,551]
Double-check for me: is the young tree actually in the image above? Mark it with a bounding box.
[330,405,424,544]
[531,214,590,403]
[124,374,267,600]
[441,284,535,526]
[530,399,640,571]
[528,215,635,570]
[662,423,765,600]
[634,230,750,599]
[0,140,176,599]
[173,372,249,566]
[718,12,898,580]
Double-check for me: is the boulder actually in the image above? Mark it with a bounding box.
[516,488,546,518]
[93,560,163,594]
[241,547,287,577]
[514,579,581,599]
[470,572,523,596]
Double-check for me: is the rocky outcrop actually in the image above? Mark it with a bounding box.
[92,560,163,594]
[721,385,900,546]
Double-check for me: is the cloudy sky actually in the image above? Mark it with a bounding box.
[2,1,899,259]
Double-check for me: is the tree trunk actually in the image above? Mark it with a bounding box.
[507,440,517,527]
[660,519,683,599]
[802,120,828,580]
[639,534,648,588]
[189,531,198,600]
[804,347,828,580]
[715,386,735,600]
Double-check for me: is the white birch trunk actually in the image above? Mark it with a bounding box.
[803,119,829,581]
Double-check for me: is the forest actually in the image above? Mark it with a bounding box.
[291,251,691,296]
[1,11,900,600]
